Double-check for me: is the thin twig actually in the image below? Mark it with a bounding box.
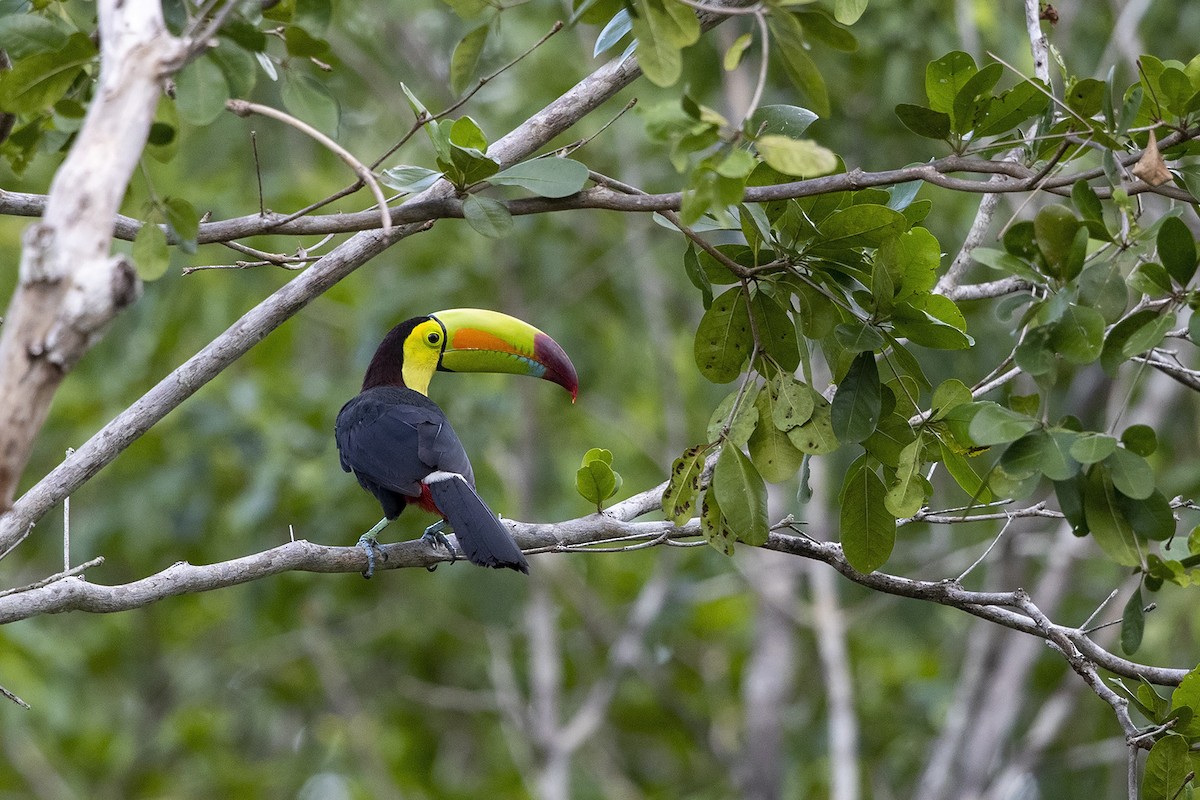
[0,556,105,599]
[956,511,1015,583]
[0,682,30,710]
[225,99,392,235]
[274,20,568,227]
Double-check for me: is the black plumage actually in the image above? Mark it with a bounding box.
[335,386,529,573]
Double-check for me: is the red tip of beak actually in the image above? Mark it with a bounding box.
[534,332,579,402]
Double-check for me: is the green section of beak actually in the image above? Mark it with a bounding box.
[432,308,579,400]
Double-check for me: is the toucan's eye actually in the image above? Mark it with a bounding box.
[426,331,441,345]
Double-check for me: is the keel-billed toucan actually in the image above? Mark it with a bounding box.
[335,309,578,577]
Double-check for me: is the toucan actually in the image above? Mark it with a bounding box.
[335,308,578,578]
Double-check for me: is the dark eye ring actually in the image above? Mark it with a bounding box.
[427,331,441,345]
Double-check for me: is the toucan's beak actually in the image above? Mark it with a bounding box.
[431,308,579,401]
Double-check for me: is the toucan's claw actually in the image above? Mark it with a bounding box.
[421,520,457,564]
[357,533,388,579]
[355,517,392,579]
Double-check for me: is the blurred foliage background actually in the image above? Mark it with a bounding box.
[1,0,1199,797]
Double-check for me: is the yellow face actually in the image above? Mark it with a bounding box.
[400,318,446,395]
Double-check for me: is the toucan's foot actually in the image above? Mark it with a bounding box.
[421,519,457,564]
[356,517,392,579]
[357,533,388,579]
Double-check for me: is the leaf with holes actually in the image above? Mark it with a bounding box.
[662,444,710,525]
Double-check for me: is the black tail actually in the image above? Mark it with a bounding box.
[424,472,529,573]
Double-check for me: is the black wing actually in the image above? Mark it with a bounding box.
[335,387,526,572]
[335,387,473,517]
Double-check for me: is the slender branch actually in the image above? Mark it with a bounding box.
[0,504,1188,695]
[4,137,1199,246]
[224,99,392,235]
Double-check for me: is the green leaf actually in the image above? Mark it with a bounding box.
[834,321,885,353]
[1033,205,1081,279]
[283,26,331,59]
[925,51,977,115]
[748,104,818,138]
[819,204,909,248]
[295,0,333,33]
[832,351,881,443]
[1106,447,1155,500]
[461,194,513,238]
[208,40,258,98]
[788,392,839,454]
[1072,179,1105,225]
[1117,489,1175,541]
[878,227,940,301]
[281,72,339,134]
[794,10,857,52]
[755,135,837,177]
[713,444,770,546]
[1083,466,1142,567]
[930,379,972,421]
[937,440,993,502]
[630,0,697,88]
[833,0,867,25]
[723,32,752,71]
[750,292,800,371]
[663,444,710,524]
[0,33,94,115]
[1158,216,1198,286]
[1130,262,1174,297]
[490,158,589,198]
[748,389,805,483]
[581,447,614,467]
[700,488,736,556]
[1049,305,1105,364]
[1100,310,1174,374]
[839,459,895,572]
[1069,432,1118,464]
[1065,77,1104,117]
[450,23,490,95]
[1121,424,1157,457]
[894,103,951,139]
[132,223,170,281]
[449,115,489,150]
[772,374,815,430]
[1121,586,1145,655]
[1076,260,1128,322]
[967,402,1038,446]
[164,197,199,250]
[1055,474,1088,535]
[576,460,618,509]
[1170,666,1200,725]
[380,166,444,194]
[971,247,1042,283]
[0,14,69,59]
[975,79,1049,137]
[1143,734,1191,800]
[768,12,829,116]
[950,61,1002,134]
[683,244,714,307]
[707,385,760,446]
[694,287,753,383]
[885,437,926,517]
